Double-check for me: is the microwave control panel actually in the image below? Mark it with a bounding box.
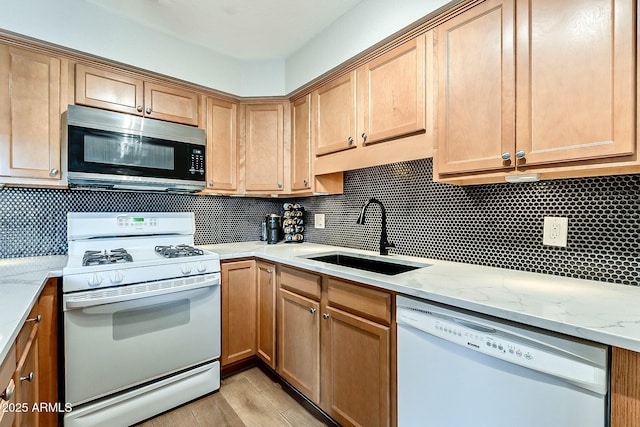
[189,147,205,175]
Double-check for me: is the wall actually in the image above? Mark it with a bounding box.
[0,188,280,258]
[298,159,639,286]
[2,158,637,286]
[0,0,452,96]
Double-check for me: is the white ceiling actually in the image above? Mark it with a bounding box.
[86,0,364,61]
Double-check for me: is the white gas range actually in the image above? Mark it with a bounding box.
[62,212,221,427]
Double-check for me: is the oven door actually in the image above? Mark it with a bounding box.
[63,273,220,406]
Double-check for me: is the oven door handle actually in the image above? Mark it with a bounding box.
[64,273,220,310]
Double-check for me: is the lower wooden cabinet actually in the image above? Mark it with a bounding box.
[0,345,16,427]
[221,260,257,366]
[611,346,640,427]
[256,261,277,368]
[14,322,38,427]
[277,266,392,427]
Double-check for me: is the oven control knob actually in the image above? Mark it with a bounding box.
[197,262,207,273]
[88,273,103,287]
[110,271,124,284]
[180,264,192,275]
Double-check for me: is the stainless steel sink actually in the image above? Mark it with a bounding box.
[301,252,430,276]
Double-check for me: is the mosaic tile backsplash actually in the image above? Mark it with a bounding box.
[1,157,638,286]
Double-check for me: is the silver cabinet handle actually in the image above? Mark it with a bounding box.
[146,107,152,114]
[309,308,317,314]
[137,105,143,112]
[266,269,273,273]
[323,313,330,319]
[207,180,213,186]
[49,168,58,177]
[25,314,42,323]
[20,372,34,382]
[515,150,526,159]
[0,379,14,401]
[361,132,367,142]
[501,152,511,160]
[347,136,354,145]
[303,179,309,187]
[277,182,283,189]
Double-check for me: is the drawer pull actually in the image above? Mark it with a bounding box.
[323,313,330,319]
[25,314,42,323]
[309,308,317,314]
[20,372,34,383]
[0,379,14,401]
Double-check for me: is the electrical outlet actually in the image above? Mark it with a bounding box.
[314,213,325,229]
[543,217,568,247]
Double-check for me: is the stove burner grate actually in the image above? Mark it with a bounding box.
[82,248,134,266]
[155,244,204,258]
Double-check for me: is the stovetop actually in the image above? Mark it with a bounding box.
[82,249,134,266]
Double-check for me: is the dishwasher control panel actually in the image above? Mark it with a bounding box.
[397,306,605,390]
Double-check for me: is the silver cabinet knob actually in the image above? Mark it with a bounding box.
[49,168,58,177]
[322,313,330,319]
[20,372,34,382]
[208,180,214,186]
[137,105,143,112]
[515,150,526,159]
[309,308,317,314]
[361,132,367,142]
[266,269,273,273]
[146,107,152,114]
[347,136,354,145]
[0,379,14,401]
[501,152,511,160]
[277,182,283,189]
[25,314,42,323]
[303,179,309,187]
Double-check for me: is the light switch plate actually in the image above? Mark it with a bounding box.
[543,217,568,247]
[314,214,325,229]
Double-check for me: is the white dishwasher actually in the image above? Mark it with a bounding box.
[396,296,609,427]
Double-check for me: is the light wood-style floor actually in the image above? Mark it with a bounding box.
[136,367,330,427]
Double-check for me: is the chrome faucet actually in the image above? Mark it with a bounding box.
[356,198,396,255]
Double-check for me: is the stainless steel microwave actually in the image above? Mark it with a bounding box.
[65,105,206,193]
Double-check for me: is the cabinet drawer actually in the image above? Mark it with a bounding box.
[16,303,39,358]
[279,266,322,300]
[0,345,16,427]
[327,278,391,325]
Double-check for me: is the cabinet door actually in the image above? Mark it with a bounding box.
[206,97,238,191]
[221,260,256,366]
[278,288,320,403]
[611,347,640,427]
[322,306,390,427]
[14,324,39,427]
[358,35,426,145]
[256,261,276,369]
[436,0,516,175]
[0,345,15,427]
[291,95,312,191]
[75,63,144,116]
[0,46,62,180]
[244,103,284,192]
[313,71,357,156]
[144,82,199,126]
[515,0,635,167]
[38,279,58,427]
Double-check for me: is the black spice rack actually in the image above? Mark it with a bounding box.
[282,203,304,243]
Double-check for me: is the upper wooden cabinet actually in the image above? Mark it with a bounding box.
[313,72,358,156]
[205,97,238,192]
[0,45,66,184]
[313,33,435,175]
[291,95,312,191]
[243,103,285,193]
[436,0,636,181]
[75,63,199,126]
[357,35,426,146]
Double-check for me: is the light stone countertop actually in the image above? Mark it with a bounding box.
[201,241,640,352]
[1,242,639,366]
[0,255,67,363]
